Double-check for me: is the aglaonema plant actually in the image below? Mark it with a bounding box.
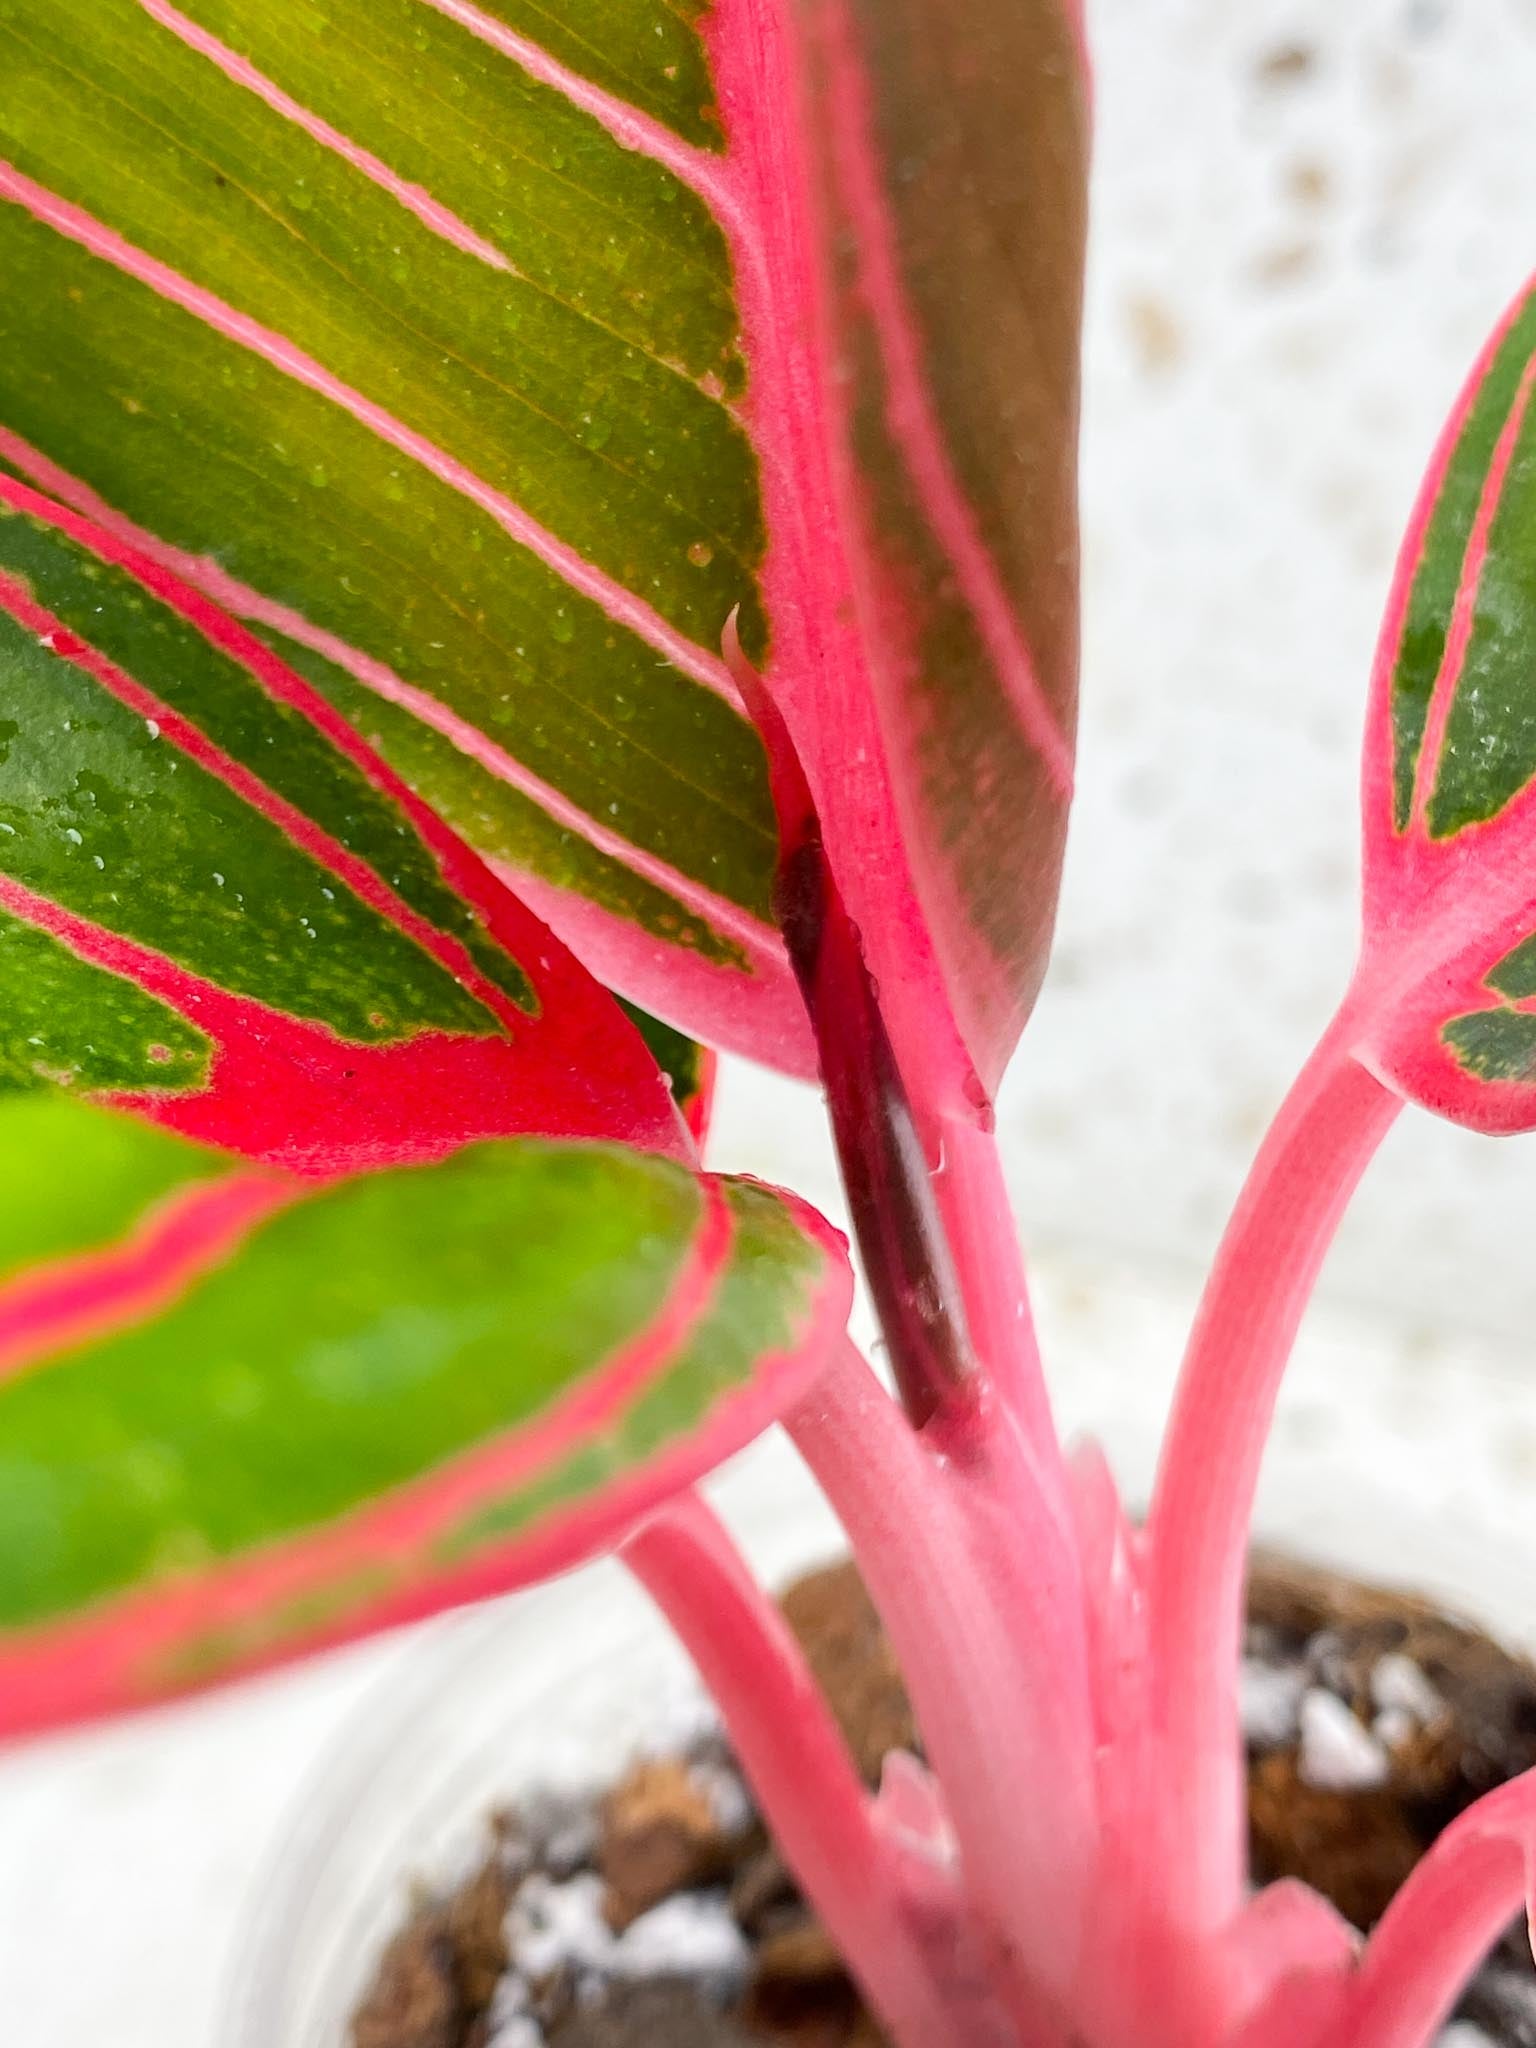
[0,3,1529,2044]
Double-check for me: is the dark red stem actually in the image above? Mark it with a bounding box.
[729,628,976,1427]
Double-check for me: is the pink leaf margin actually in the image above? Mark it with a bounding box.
[0,473,691,1171]
[0,1173,851,1744]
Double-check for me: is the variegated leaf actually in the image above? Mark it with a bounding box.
[1355,274,1536,1132]
[0,476,686,1169]
[0,0,1088,1104]
[0,1096,849,1738]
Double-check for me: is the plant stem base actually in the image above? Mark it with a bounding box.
[349,1557,1536,2048]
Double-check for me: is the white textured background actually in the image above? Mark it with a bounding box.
[7,3,1536,2042]
[1032,0,1536,1340]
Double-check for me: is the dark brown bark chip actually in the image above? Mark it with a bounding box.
[351,1909,465,2048]
[777,1563,918,1786]
[729,1848,802,1942]
[1247,1755,1423,1932]
[742,1920,865,2043]
[599,1758,741,1930]
[354,1552,1536,2047]
[352,1852,511,2048]
[444,1856,514,2012]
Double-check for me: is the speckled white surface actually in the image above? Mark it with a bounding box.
[7,4,1536,2043]
[1028,0,1536,1341]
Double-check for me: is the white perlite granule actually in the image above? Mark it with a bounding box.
[502,1870,749,2018]
[1297,1688,1391,1792]
[1436,2025,1499,2048]
[482,1967,542,2048]
[506,1873,615,1983]
[609,1891,750,1998]
[1370,1654,1444,1726]
[634,1685,724,1764]
[1240,1658,1306,1749]
[483,2020,542,2048]
[690,1758,753,1838]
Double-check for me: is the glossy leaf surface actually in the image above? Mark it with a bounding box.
[0,1099,849,1739]
[1356,274,1536,1131]
[0,477,685,1169]
[0,0,1089,1100]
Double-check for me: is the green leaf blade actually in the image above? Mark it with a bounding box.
[0,908,210,1095]
[1370,270,1536,848]
[0,1093,228,1286]
[0,479,691,1168]
[0,1120,849,1736]
[1357,273,1536,1134]
[0,0,805,1066]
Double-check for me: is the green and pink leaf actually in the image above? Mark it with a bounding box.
[0,0,1089,1111]
[0,477,687,1169]
[1356,272,1536,1130]
[0,0,806,1071]
[0,1111,850,1739]
[749,0,1088,1095]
